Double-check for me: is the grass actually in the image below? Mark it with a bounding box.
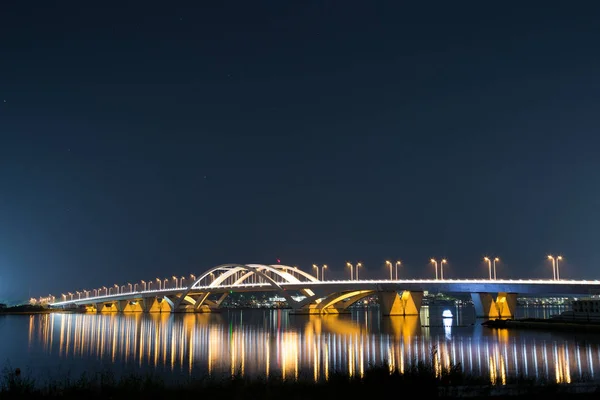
[2,348,599,399]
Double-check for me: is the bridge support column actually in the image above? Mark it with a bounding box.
[116,300,128,312]
[471,292,517,319]
[378,291,423,316]
[141,298,155,313]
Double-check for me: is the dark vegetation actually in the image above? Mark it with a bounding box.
[2,348,599,399]
[0,304,50,314]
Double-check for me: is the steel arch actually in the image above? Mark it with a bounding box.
[176,263,311,311]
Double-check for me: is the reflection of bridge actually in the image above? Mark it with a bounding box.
[48,263,600,318]
[29,312,599,384]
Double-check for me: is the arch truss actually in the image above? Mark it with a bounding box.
[172,264,320,312]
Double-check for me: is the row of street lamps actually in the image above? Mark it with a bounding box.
[318,255,564,281]
[54,254,566,302]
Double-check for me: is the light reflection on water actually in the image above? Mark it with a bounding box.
[8,306,600,384]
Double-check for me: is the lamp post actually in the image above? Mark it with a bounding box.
[430,259,438,280]
[547,255,556,280]
[440,259,447,280]
[312,264,320,280]
[321,265,327,280]
[556,256,562,280]
[484,257,492,280]
[493,257,499,280]
[395,261,401,280]
[386,261,393,280]
[346,262,354,281]
[356,263,362,280]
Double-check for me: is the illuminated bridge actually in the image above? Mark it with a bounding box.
[46,263,600,319]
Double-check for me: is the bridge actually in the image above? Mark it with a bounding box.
[45,263,600,319]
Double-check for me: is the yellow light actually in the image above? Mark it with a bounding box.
[430,258,436,263]
[441,259,447,263]
[548,255,554,259]
[557,256,563,261]
[323,265,327,269]
[484,257,489,261]
[494,257,500,262]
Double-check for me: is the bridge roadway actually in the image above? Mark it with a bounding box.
[47,262,600,319]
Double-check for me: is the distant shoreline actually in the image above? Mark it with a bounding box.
[483,318,600,332]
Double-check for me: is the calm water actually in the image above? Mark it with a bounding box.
[1,305,600,385]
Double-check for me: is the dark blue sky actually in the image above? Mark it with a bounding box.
[1,2,600,302]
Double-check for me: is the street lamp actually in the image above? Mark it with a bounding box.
[312,264,320,280]
[356,262,362,280]
[547,255,556,280]
[321,265,327,280]
[549,255,563,280]
[440,259,447,280]
[395,261,401,280]
[484,257,492,280]
[385,260,393,280]
[346,263,354,280]
[430,259,438,280]
[493,257,499,280]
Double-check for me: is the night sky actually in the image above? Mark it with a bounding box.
[2,2,600,302]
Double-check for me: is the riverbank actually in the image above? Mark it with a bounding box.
[482,318,600,332]
[0,305,70,315]
[2,363,599,399]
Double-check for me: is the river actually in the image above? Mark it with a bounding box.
[1,305,599,385]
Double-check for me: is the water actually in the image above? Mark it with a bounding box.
[1,305,599,385]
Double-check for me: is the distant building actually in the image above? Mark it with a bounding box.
[552,298,600,321]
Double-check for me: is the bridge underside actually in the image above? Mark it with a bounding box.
[77,290,518,319]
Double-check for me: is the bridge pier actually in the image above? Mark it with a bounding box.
[378,291,423,316]
[471,292,517,319]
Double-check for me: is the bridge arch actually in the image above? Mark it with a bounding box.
[176,263,314,311]
[313,290,375,314]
